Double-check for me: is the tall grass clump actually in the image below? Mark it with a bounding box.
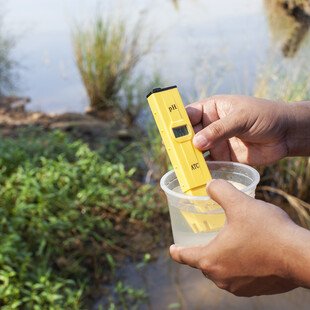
[0,128,163,309]
[72,15,149,114]
[254,59,310,227]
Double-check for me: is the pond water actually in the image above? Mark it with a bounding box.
[97,248,310,309]
[5,0,310,113]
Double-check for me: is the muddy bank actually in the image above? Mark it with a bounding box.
[0,96,137,143]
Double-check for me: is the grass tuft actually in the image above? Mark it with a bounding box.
[72,15,149,113]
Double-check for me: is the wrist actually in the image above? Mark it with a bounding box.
[282,224,310,287]
[285,102,310,157]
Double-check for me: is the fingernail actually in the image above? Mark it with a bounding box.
[170,244,181,251]
[206,179,216,190]
[170,244,177,250]
[193,134,208,148]
[169,245,176,254]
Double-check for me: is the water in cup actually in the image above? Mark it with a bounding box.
[171,181,245,246]
[160,161,260,247]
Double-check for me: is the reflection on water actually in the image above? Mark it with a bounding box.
[4,0,309,113]
[97,249,310,310]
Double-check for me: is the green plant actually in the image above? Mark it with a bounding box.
[0,128,163,309]
[72,14,148,113]
[107,281,147,310]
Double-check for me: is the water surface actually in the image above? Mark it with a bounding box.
[5,0,309,112]
[97,248,310,309]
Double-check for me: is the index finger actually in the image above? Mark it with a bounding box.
[185,102,203,126]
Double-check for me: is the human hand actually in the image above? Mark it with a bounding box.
[170,179,310,296]
[186,95,292,165]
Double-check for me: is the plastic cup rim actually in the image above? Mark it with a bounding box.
[160,161,260,201]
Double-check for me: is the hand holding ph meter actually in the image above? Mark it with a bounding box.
[147,87,259,239]
[167,94,310,297]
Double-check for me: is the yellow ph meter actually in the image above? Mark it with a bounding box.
[147,86,225,233]
[147,86,212,195]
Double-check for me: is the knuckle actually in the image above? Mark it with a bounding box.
[208,122,225,138]
[207,94,226,104]
[177,251,186,264]
[205,95,218,105]
[215,281,230,291]
[230,289,244,297]
[225,283,246,296]
[199,258,222,279]
[186,101,200,111]
[232,113,245,130]
[198,257,211,272]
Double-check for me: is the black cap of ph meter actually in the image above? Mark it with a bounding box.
[146,85,177,98]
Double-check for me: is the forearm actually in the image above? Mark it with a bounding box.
[286,101,310,156]
[286,224,310,288]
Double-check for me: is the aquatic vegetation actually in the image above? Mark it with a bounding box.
[72,15,149,114]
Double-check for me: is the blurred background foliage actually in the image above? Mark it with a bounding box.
[0,129,167,309]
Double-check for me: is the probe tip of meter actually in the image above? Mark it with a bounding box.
[146,86,212,196]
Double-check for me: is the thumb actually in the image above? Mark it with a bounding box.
[206,179,251,219]
[193,113,244,150]
[170,244,203,268]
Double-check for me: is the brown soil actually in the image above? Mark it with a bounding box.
[0,96,136,143]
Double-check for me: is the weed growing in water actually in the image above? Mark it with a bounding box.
[72,14,150,114]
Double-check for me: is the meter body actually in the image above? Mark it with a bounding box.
[147,86,212,196]
[147,86,226,233]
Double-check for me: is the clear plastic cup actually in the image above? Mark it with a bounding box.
[160,161,260,247]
